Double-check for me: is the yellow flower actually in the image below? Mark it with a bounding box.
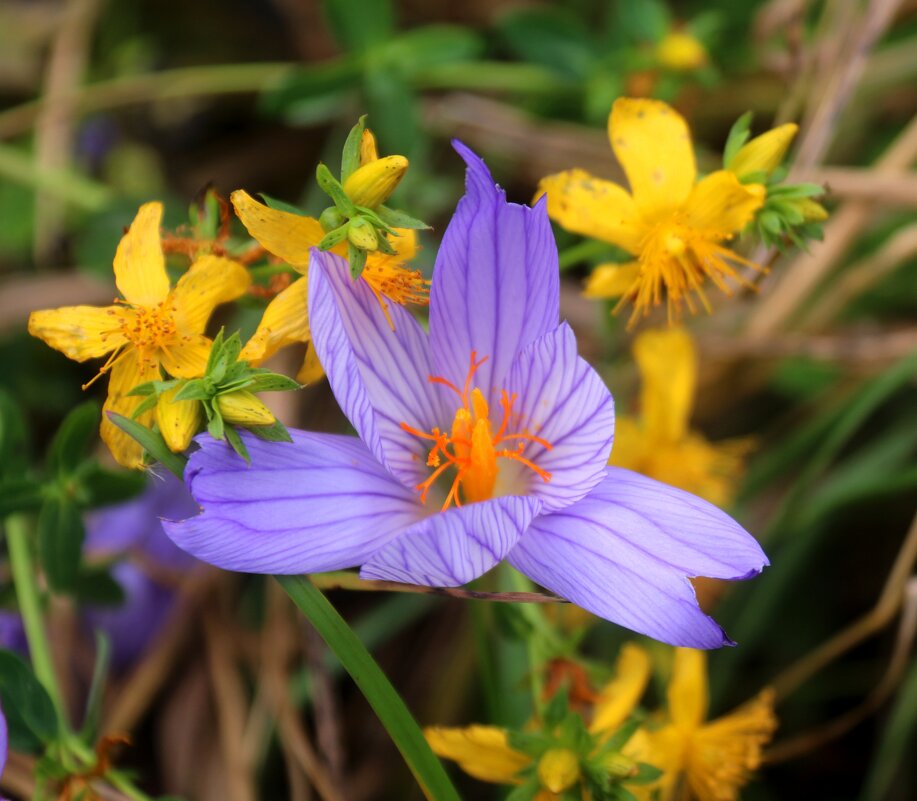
[656,31,708,71]
[637,649,776,801]
[538,98,764,327]
[426,644,651,798]
[233,192,425,383]
[28,202,250,468]
[610,328,750,507]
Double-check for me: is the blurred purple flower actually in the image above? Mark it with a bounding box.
[166,143,767,648]
[0,612,27,657]
[0,698,6,779]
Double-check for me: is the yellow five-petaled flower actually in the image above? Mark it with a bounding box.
[538,98,796,327]
[28,202,250,468]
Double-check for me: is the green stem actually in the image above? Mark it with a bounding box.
[248,263,298,281]
[558,239,615,271]
[504,567,547,715]
[0,143,112,211]
[277,575,461,801]
[5,514,67,726]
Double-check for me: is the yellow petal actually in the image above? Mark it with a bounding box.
[537,749,580,793]
[610,98,696,221]
[114,202,170,307]
[682,170,764,234]
[537,170,644,253]
[424,726,531,784]
[584,261,642,299]
[633,327,696,442]
[156,386,201,453]
[359,128,379,165]
[384,227,418,261]
[668,648,708,730]
[170,255,251,334]
[231,190,334,269]
[343,155,409,209]
[28,305,127,362]
[159,334,211,378]
[216,390,275,426]
[629,725,686,801]
[100,351,159,469]
[297,342,325,384]
[591,643,652,734]
[240,277,310,365]
[608,415,649,472]
[729,123,798,178]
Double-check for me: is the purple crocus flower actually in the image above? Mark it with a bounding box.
[165,143,767,648]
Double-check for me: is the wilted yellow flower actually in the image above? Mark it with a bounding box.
[635,649,776,801]
[28,202,250,467]
[610,327,750,507]
[656,30,708,71]
[233,189,425,382]
[538,98,764,327]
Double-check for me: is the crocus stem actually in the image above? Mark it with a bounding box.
[5,513,67,725]
[504,567,547,714]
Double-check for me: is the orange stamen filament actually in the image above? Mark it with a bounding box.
[399,351,553,510]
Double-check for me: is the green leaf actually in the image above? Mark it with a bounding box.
[37,496,85,593]
[107,413,188,480]
[207,413,225,441]
[80,631,111,743]
[259,193,309,216]
[277,576,461,801]
[247,420,294,443]
[384,26,484,75]
[341,115,367,182]
[376,205,430,230]
[260,58,363,120]
[0,390,30,476]
[245,373,302,393]
[505,778,542,801]
[47,401,99,476]
[497,7,596,79]
[173,378,213,402]
[0,478,44,517]
[323,0,393,53]
[629,762,663,784]
[348,241,367,279]
[723,111,753,169]
[71,566,126,606]
[0,648,58,747]
[80,464,146,508]
[130,393,161,418]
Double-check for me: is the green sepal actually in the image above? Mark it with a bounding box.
[316,163,357,216]
[505,778,542,801]
[248,420,294,443]
[224,425,251,463]
[173,378,215,403]
[341,115,367,182]
[107,413,188,480]
[348,241,367,279]
[374,233,397,256]
[723,111,753,169]
[128,378,178,398]
[0,649,58,749]
[207,413,225,441]
[628,762,663,785]
[37,495,85,593]
[245,372,302,393]
[260,193,309,216]
[47,401,99,476]
[131,393,162,419]
[318,222,350,251]
[376,204,431,230]
[596,716,642,755]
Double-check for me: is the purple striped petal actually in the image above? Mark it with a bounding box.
[501,322,614,512]
[509,468,768,648]
[360,495,542,586]
[429,142,560,404]
[163,431,424,574]
[309,249,451,489]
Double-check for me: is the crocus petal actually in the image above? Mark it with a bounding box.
[27,305,127,362]
[158,333,211,378]
[101,352,159,469]
[164,430,423,573]
[113,202,170,307]
[591,643,652,734]
[0,698,7,777]
[429,142,559,402]
[502,323,615,512]
[240,276,310,365]
[309,249,450,488]
[360,495,541,586]
[425,726,530,784]
[633,327,695,442]
[537,169,645,254]
[508,468,768,648]
[668,647,708,729]
[156,387,201,453]
[583,261,641,299]
[609,99,696,222]
[682,171,764,234]
[729,123,798,178]
[231,190,334,270]
[170,255,251,334]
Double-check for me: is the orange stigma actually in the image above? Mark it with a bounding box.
[400,352,553,510]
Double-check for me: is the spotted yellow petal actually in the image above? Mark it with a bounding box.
[101,351,158,469]
[297,343,324,384]
[537,170,645,253]
[610,99,696,222]
[240,277,309,366]
[633,327,695,443]
[584,261,642,299]
[729,123,798,178]
[683,171,764,234]
[425,726,531,784]
[156,387,201,453]
[114,202,170,307]
[232,190,332,269]
[668,648,708,730]
[171,255,251,334]
[591,643,652,734]
[159,334,211,378]
[28,305,128,362]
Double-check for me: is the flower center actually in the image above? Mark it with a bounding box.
[119,301,178,351]
[400,352,553,510]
